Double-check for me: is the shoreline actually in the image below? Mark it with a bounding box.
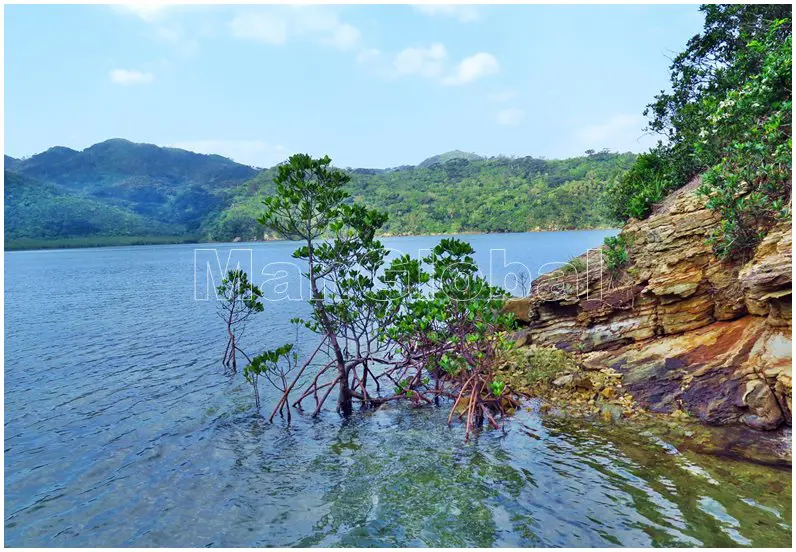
[4,226,619,252]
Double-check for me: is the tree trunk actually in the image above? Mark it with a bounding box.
[337,364,353,416]
[307,239,352,416]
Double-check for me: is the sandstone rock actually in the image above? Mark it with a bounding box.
[573,374,593,390]
[741,380,783,430]
[739,221,792,325]
[601,386,616,399]
[504,296,532,323]
[551,373,592,390]
[511,329,532,348]
[524,177,792,442]
[552,374,574,387]
[599,403,623,422]
[582,315,791,431]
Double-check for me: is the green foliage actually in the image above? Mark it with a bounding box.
[8,141,636,247]
[696,22,792,260]
[646,5,791,149]
[417,150,484,168]
[217,269,264,315]
[560,256,587,275]
[488,379,506,397]
[244,343,295,384]
[3,235,199,251]
[606,148,674,220]
[603,235,629,273]
[254,154,518,430]
[6,139,257,245]
[217,269,265,376]
[611,5,792,260]
[384,237,516,358]
[214,152,636,240]
[3,170,180,245]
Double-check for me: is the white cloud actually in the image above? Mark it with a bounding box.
[489,90,518,102]
[229,13,288,45]
[155,23,201,56]
[386,45,499,86]
[322,22,361,51]
[496,108,526,126]
[393,43,448,78]
[442,52,499,86]
[114,4,172,22]
[169,140,290,168]
[228,6,362,52]
[109,69,155,85]
[356,48,382,64]
[292,6,362,51]
[413,4,481,23]
[113,5,205,56]
[575,114,649,150]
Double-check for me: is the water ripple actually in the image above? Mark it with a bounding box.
[5,237,792,547]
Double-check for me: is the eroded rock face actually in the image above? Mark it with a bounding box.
[519,177,792,433]
[504,296,532,323]
[582,317,791,429]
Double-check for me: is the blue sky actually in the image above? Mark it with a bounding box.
[5,3,705,168]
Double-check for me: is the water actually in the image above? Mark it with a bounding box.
[4,231,791,547]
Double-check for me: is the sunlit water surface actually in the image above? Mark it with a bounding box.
[4,232,791,546]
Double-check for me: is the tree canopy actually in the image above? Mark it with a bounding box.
[608,4,792,259]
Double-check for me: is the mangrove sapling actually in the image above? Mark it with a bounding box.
[258,153,393,416]
[216,269,264,375]
[244,343,297,416]
[382,239,520,439]
[256,153,519,438]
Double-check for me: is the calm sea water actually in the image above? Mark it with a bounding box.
[4,231,791,547]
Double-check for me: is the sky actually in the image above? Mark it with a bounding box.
[4,3,706,169]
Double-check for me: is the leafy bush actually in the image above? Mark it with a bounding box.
[244,153,520,439]
[609,5,792,262]
[696,22,792,260]
[603,235,629,273]
[560,256,587,275]
[606,149,675,221]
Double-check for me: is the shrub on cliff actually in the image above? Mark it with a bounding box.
[696,22,792,260]
[608,4,792,260]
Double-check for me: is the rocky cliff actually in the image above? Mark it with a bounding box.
[507,178,792,433]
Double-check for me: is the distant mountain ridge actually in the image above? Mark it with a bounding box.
[5,139,258,244]
[8,139,257,189]
[418,150,484,168]
[4,139,634,249]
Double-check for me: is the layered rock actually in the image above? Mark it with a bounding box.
[515,178,792,432]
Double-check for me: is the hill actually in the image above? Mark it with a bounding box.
[7,139,258,234]
[4,155,20,172]
[4,141,635,248]
[4,170,183,248]
[204,151,635,240]
[417,150,484,169]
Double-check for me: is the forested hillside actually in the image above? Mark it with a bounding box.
[4,140,634,248]
[4,171,184,248]
[6,139,258,237]
[205,150,635,240]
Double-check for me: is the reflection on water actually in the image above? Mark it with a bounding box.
[4,236,792,547]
